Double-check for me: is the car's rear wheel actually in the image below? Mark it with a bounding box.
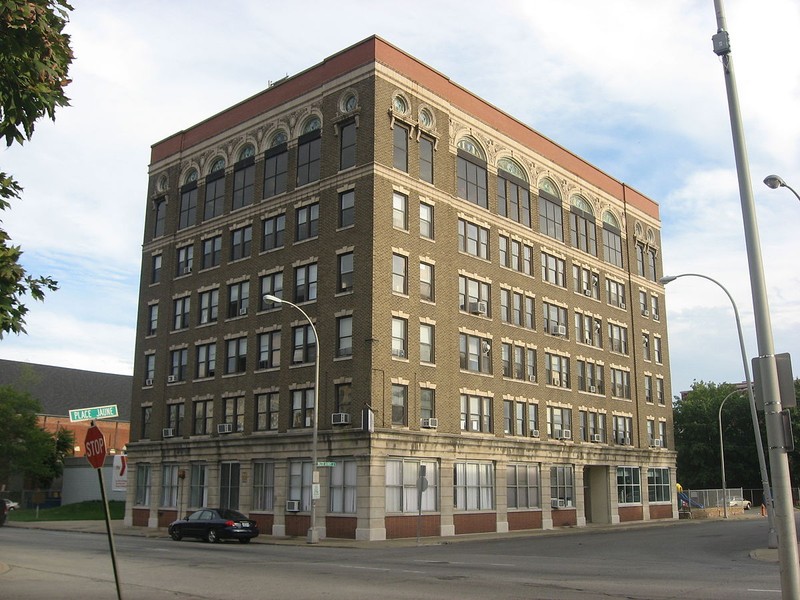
[169,528,182,541]
[206,528,220,543]
[238,538,251,544]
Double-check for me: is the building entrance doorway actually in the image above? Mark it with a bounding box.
[583,465,610,524]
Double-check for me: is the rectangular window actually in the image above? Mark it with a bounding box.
[338,252,354,293]
[644,375,653,403]
[385,459,438,513]
[336,315,353,357]
[419,262,434,301]
[178,184,197,230]
[392,254,408,295]
[329,460,357,513]
[253,461,275,511]
[141,406,152,439]
[257,330,281,369]
[227,280,249,318]
[255,392,279,431]
[262,214,285,251]
[339,121,356,170]
[201,235,222,269]
[543,302,568,337]
[153,199,166,238]
[617,466,641,504]
[219,462,240,510]
[288,460,312,511]
[648,467,671,503]
[613,415,633,444]
[643,333,651,361]
[189,463,207,508]
[296,132,321,187]
[458,219,489,259]
[459,333,492,374]
[172,296,190,330]
[569,207,597,255]
[550,465,574,507]
[499,235,534,276]
[339,190,355,228]
[608,322,629,354]
[393,123,408,172]
[176,245,193,276]
[391,317,407,359]
[392,191,408,230]
[193,399,213,435]
[573,265,600,299]
[294,263,318,303]
[507,464,540,509]
[198,288,219,325]
[161,464,179,507]
[195,342,216,379]
[603,225,624,268]
[654,336,663,364]
[419,136,434,183]
[420,202,434,239]
[204,171,225,220]
[545,352,570,388]
[656,378,665,405]
[169,348,188,382]
[648,249,658,282]
[147,304,158,336]
[295,203,319,241]
[291,323,316,364]
[420,387,435,420]
[541,252,566,287]
[651,295,661,321]
[225,337,247,374]
[456,153,488,208]
[606,278,627,309]
[224,396,245,432]
[458,275,491,315]
[230,225,252,261]
[144,354,155,384]
[263,144,288,198]
[454,462,494,510]
[610,368,631,399]
[538,195,563,242]
[497,172,531,227]
[232,157,255,210]
[151,254,162,284]
[391,384,407,426]
[420,322,435,364]
[460,393,492,432]
[335,382,352,414]
[259,272,283,310]
[135,463,152,506]
[291,388,314,429]
[547,405,573,438]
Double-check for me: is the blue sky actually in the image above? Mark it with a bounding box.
[2,0,799,397]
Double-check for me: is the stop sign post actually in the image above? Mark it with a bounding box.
[84,422,123,599]
[84,425,107,469]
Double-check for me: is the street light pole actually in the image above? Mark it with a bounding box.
[660,273,776,545]
[764,175,800,203]
[264,294,320,544]
[712,1,799,595]
[718,389,744,519]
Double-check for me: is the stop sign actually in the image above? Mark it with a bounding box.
[84,425,107,469]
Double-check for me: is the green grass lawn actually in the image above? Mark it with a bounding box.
[7,501,125,522]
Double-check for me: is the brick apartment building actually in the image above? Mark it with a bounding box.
[126,36,676,540]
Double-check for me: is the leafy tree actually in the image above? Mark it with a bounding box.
[674,380,800,494]
[0,0,73,336]
[0,385,74,489]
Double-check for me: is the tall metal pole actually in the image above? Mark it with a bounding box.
[661,273,776,545]
[265,295,320,544]
[718,389,743,520]
[712,2,799,596]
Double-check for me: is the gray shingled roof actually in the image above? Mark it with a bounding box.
[0,359,132,420]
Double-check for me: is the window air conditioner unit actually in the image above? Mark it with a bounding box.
[332,412,351,425]
[551,375,561,387]
[285,500,301,512]
[590,433,602,443]
[550,324,564,336]
[469,301,488,315]
[167,375,177,383]
[642,309,650,317]
[530,429,540,438]
[162,428,174,438]
[529,375,537,383]
[145,378,154,386]
[421,417,438,429]
[392,348,406,358]
[183,266,192,275]
[561,429,572,440]
[584,288,592,296]
[624,435,631,446]
[651,439,663,448]
[589,385,597,393]
[619,302,626,310]
[217,423,233,434]
[562,378,569,388]
[551,498,566,509]
[239,307,247,316]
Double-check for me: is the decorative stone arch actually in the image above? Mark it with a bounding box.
[457,135,486,161]
[570,194,595,216]
[206,156,226,177]
[497,156,528,183]
[538,176,563,200]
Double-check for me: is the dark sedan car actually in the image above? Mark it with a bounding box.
[168,508,259,543]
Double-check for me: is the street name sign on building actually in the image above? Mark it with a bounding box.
[69,404,119,422]
[317,461,336,467]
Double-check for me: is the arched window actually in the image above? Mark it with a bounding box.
[264,132,288,199]
[538,178,563,242]
[179,169,198,230]
[602,210,623,268]
[456,137,487,209]
[297,117,322,186]
[204,158,226,220]
[569,195,597,256]
[497,158,530,227]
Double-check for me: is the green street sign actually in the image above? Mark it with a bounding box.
[69,404,119,423]
[316,461,336,467]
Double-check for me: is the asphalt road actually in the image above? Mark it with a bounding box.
[0,516,789,599]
